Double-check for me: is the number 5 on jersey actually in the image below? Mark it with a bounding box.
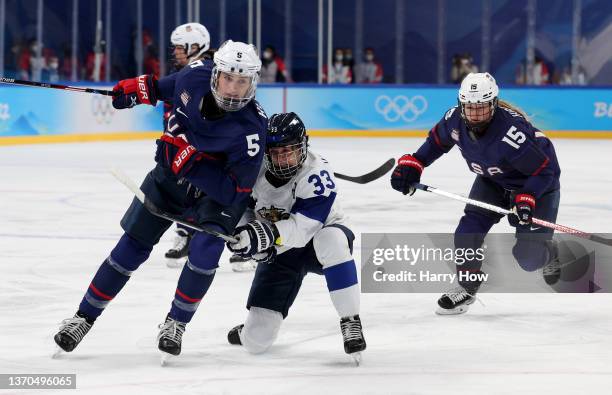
[246,134,260,157]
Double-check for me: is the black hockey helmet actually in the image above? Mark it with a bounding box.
[265,112,308,179]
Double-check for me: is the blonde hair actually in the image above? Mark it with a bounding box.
[498,99,529,121]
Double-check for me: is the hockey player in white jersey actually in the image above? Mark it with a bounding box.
[226,112,366,362]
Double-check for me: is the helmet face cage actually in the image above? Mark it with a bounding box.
[265,141,308,179]
[169,23,210,70]
[458,97,498,134]
[169,43,203,70]
[210,66,259,112]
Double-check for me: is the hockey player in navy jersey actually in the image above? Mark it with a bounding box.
[54,40,268,360]
[224,112,366,361]
[391,72,561,314]
[162,22,212,268]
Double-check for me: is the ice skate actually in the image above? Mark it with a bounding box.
[53,312,93,355]
[436,286,478,315]
[157,314,186,365]
[165,229,191,268]
[340,315,366,365]
[227,324,244,345]
[230,254,256,272]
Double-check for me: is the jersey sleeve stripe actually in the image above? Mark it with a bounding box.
[290,192,337,224]
[531,157,550,176]
[430,124,442,148]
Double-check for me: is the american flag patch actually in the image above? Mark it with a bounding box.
[180,90,190,106]
[451,129,460,141]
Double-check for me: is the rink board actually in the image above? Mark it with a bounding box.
[1,83,612,144]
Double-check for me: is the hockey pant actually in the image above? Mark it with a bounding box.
[240,224,359,354]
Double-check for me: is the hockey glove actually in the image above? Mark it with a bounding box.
[112,74,158,109]
[390,154,424,195]
[252,247,277,265]
[509,192,536,227]
[155,134,202,178]
[227,220,281,258]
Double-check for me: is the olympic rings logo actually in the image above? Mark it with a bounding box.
[375,95,428,122]
[91,95,115,124]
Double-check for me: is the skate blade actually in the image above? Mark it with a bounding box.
[166,259,186,268]
[51,346,64,359]
[231,262,256,272]
[160,352,175,366]
[349,352,362,366]
[435,305,470,315]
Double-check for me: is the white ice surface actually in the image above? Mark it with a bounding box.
[1,138,611,394]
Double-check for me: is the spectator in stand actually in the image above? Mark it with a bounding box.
[450,52,478,84]
[557,62,587,86]
[14,39,32,80]
[260,45,290,83]
[85,41,107,81]
[59,46,79,81]
[343,47,355,83]
[323,48,352,84]
[354,47,383,83]
[515,55,550,85]
[144,45,161,78]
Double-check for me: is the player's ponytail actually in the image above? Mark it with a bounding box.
[498,100,530,121]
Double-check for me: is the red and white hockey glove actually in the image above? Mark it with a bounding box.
[509,192,536,227]
[390,154,424,195]
[155,134,202,178]
[112,74,158,109]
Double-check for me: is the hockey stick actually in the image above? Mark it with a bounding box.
[110,168,238,243]
[412,182,612,247]
[334,158,395,184]
[0,77,113,96]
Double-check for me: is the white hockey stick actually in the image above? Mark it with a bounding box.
[110,168,238,243]
[412,182,612,247]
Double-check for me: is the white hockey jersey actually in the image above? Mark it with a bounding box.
[248,151,348,254]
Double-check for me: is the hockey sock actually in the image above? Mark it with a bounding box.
[323,259,360,318]
[169,228,224,323]
[169,260,215,323]
[78,233,152,320]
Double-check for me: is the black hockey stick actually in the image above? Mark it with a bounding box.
[334,158,395,184]
[0,77,114,96]
[412,182,612,247]
[110,168,238,243]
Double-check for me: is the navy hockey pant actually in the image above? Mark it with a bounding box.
[454,176,560,290]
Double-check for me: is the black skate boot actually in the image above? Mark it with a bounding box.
[227,324,244,345]
[54,311,94,353]
[165,229,191,267]
[157,314,186,357]
[340,315,366,364]
[436,285,478,315]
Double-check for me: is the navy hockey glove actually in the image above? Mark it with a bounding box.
[390,154,424,195]
[227,220,280,257]
[112,74,158,109]
[155,134,203,178]
[509,192,536,227]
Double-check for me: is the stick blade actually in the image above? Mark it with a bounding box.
[335,158,395,184]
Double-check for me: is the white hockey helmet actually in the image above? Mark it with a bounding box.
[211,40,262,112]
[170,22,211,61]
[458,72,499,133]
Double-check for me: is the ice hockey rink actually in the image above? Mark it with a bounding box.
[1,137,612,394]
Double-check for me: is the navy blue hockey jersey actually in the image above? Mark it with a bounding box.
[414,105,560,198]
[156,59,268,206]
